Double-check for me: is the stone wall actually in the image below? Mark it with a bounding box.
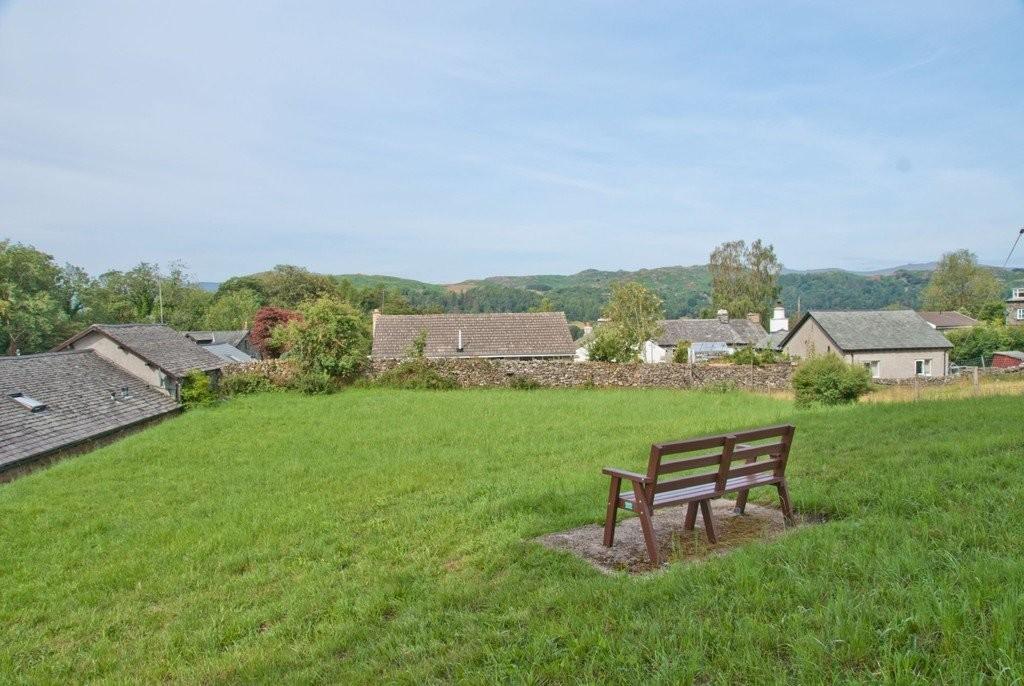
[369,358,794,391]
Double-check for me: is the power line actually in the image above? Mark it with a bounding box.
[1003,227,1024,268]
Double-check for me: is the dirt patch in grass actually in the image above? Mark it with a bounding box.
[537,499,822,574]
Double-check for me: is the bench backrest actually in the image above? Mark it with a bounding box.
[645,424,795,495]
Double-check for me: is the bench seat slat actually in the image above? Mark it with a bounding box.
[620,472,780,510]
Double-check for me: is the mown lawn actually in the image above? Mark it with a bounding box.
[1,389,1023,683]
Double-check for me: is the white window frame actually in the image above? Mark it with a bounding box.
[915,359,932,377]
[1014,288,1024,299]
[863,361,880,379]
[1016,308,1024,321]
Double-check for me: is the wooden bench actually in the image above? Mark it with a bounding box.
[602,424,796,564]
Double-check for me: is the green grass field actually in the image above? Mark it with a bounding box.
[2,389,1023,683]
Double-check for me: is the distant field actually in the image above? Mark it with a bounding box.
[2,390,1023,683]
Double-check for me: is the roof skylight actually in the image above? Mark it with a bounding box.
[11,393,47,412]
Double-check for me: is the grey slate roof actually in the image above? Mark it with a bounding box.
[917,311,980,329]
[655,318,767,347]
[184,330,249,347]
[203,343,254,363]
[756,330,790,351]
[0,350,180,471]
[56,324,227,378]
[372,312,576,359]
[783,310,953,351]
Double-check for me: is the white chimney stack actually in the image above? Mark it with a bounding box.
[716,309,729,323]
[457,329,464,352]
[770,301,788,333]
[372,308,381,335]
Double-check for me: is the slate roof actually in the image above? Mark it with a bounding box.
[756,330,790,351]
[0,350,180,471]
[655,318,766,347]
[993,351,1024,362]
[917,311,980,329]
[56,324,226,378]
[372,312,576,359]
[781,310,953,352]
[184,330,249,347]
[203,343,254,363]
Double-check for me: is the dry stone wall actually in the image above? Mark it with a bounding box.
[369,358,794,391]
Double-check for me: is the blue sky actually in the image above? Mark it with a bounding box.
[1,2,1021,282]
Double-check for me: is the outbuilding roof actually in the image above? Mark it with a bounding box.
[993,351,1024,362]
[203,343,254,363]
[371,312,576,359]
[55,324,226,378]
[0,350,180,471]
[781,310,953,352]
[917,311,980,329]
[655,318,766,347]
[184,330,249,347]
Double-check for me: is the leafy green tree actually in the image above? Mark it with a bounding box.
[672,341,691,363]
[709,239,781,324]
[204,288,262,330]
[529,297,555,313]
[586,327,634,362]
[600,281,664,360]
[281,296,371,381]
[922,250,1002,317]
[0,241,66,354]
[947,323,1024,366]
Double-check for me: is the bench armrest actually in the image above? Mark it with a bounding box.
[602,467,651,484]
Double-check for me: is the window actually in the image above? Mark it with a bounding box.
[915,359,931,377]
[1014,288,1024,299]
[1016,308,1024,321]
[863,361,880,379]
[10,393,47,412]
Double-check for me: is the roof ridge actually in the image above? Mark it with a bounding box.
[0,349,93,362]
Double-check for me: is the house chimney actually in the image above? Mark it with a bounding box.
[770,301,788,333]
[372,308,381,335]
[746,312,761,325]
[716,309,729,323]
[457,329,464,352]
[583,323,593,335]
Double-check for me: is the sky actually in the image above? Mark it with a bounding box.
[1,1,1022,283]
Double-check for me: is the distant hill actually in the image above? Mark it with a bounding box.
[205,262,1024,323]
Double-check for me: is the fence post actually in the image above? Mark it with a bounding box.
[913,375,920,401]
[973,367,980,397]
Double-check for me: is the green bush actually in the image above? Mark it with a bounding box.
[289,371,338,395]
[371,359,458,390]
[508,375,540,390]
[672,341,691,363]
[729,347,789,366]
[586,327,637,362]
[792,354,872,407]
[180,370,216,408]
[279,296,371,382]
[219,370,277,396]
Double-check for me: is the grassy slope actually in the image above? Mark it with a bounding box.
[2,390,1023,683]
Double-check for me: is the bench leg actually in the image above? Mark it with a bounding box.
[636,497,659,565]
[777,480,794,525]
[699,500,717,544]
[603,476,621,547]
[683,502,698,530]
[734,489,750,515]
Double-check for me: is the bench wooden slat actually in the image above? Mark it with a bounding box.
[656,453,722,474]
[652,435,727,455]
[730,424,795,442]
[652,470,718,494]
[727,458,781,479]
[729,443,785,462]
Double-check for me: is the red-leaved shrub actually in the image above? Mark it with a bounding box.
[251,306,302,358]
